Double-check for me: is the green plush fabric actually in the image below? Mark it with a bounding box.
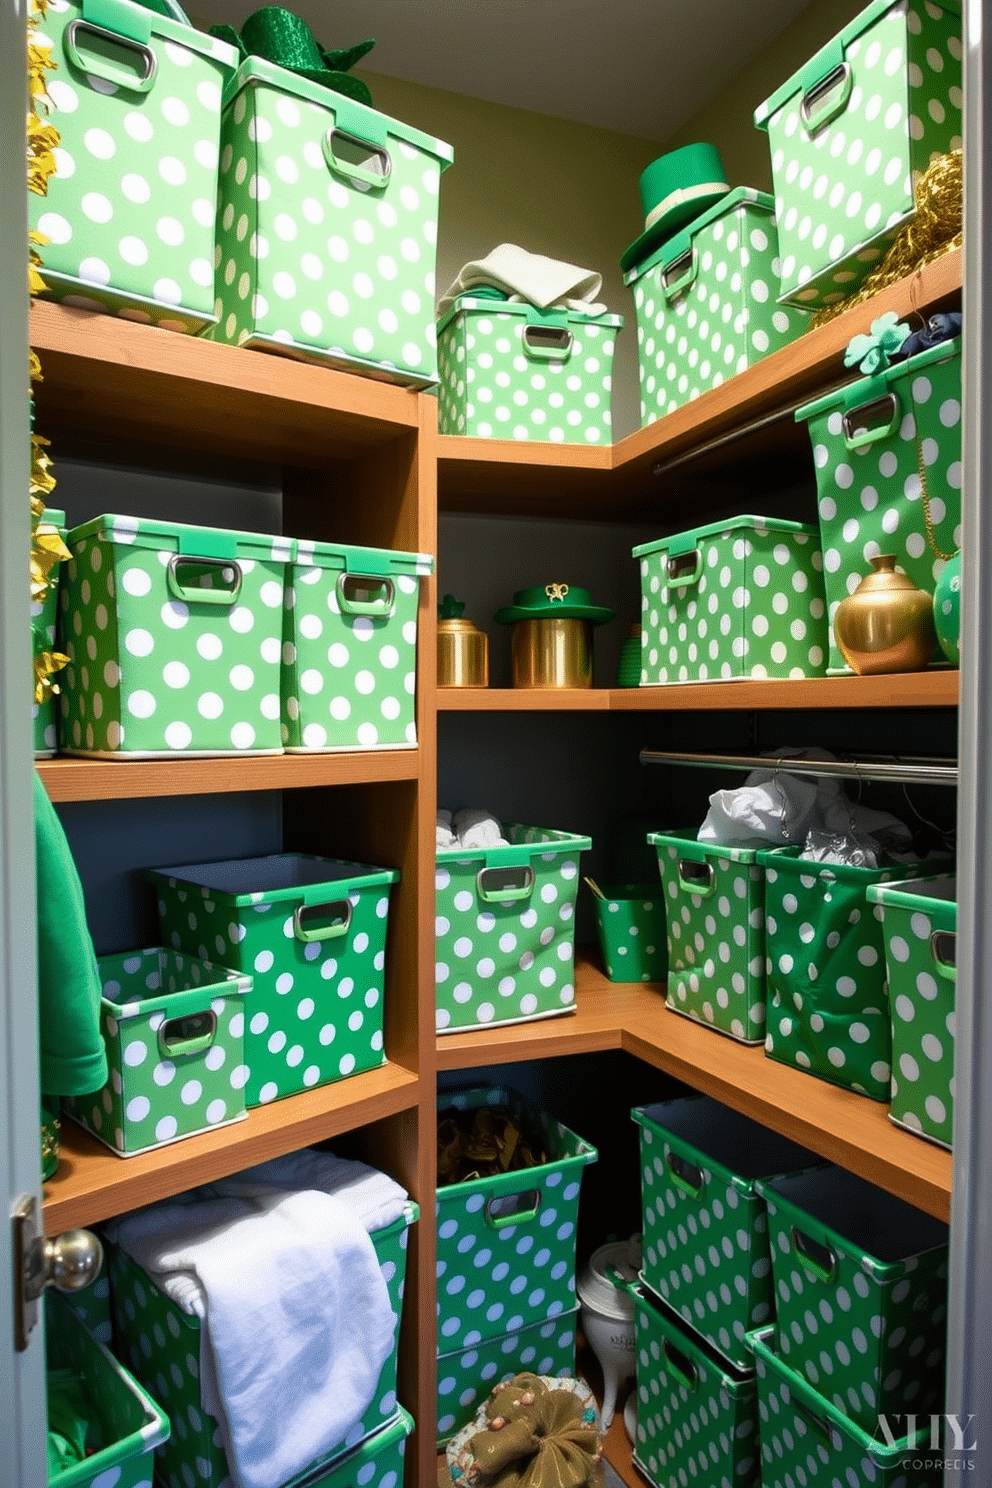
[46,1368,97,1476]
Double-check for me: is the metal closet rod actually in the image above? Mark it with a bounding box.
[639,749,959,787]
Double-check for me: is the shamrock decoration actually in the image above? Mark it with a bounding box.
[843,310,912,375]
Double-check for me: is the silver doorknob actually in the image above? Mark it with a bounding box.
[43,1228,104,1293]
[13,1196,104,1349]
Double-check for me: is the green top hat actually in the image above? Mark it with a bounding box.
[210,6,376,105]
[494,583,615,626]
[620,142,730,274]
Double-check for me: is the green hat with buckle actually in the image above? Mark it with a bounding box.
[494,582,615,626]
[620,142,730,274]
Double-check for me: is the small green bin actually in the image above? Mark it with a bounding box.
[754,0,963,311]
[213,57,453,385]
[33,507,66,758]
[633,1095,820,1371]
[46,1289,170,1488]
[631,1284,761,1488]
[435,823,591,1034]
[649,829,766,1044]
[796,336,962,674]
[31,0,236,334]
[757,1166,948,1436]
[623,188,809,425]
[436,1310,579,1447]
[748,1325,943,1488]
[65,946,251,1155]
[282,540,433,752]
[593,883,667,983]
[868,874,957,1148]
[635,516,828,685]
[435,1085,597,1356]
[436,298,623,445]
[150,853,398,1107]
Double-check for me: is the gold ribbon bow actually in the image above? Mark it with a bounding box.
[545,583,570,603]
[464,1375,602,1488]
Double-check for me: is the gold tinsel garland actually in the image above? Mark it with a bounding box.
[28,0,69,704]
[810,151,963,330]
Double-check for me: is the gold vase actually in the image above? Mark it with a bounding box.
[834,554,937,675]
[511,617,593,688]
[438,616,489,687]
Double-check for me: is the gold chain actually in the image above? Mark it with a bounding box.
[916,432,957,562]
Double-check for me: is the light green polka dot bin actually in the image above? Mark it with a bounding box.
[868,874,957,1149]
[631,1281,761,1488]
[796,337,962,674]
[747,1325,943,1488]
[435,298,623,444]
[623,188,809,425]
[648,830,767,1044]
[283,540,433,752]
[66,946,251,1156]
[150,853,398,1108]
[212,56,453,385]
[756,1166,949,1439]
[435,824,592,1034]
[32,507,65,758]
[109,1201,417,1488]
[754,0,963,312]
[635,516,828,685]
[31,0,237,334]
[436,1311,579,1447]
[633,1095,820,1372]
[59,515,291,757]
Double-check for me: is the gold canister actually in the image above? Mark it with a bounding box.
[834,554,938,675]
[511,617,593,688]
[438,613,489,687]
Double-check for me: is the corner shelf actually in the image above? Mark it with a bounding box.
[437,673,960,712]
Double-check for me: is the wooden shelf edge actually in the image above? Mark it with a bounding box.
[37,749,420,802]
[437,435,612,473]
[609,669,960,711]
[437,688,612,711]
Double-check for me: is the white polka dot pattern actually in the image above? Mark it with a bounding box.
[30,0,234,333]
[636,517,828,684]
[212,60,451,385]
[109,1204,416,1488]
[66,947,250,1154]
[650,831,766,1043]
[436,301,622,444]
[32,508,65,757]
[798,339,962,674]
[625,192,809,425]
[436,1312,578,1446]
[593,884,667,982]
[756,0,963,309]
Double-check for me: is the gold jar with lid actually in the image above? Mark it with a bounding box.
[437,596,489,687]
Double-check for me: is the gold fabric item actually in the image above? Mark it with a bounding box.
[437,1105,549,1186]
[464,1375,602,1488]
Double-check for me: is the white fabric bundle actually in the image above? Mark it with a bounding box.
[437,808,456,848]
[451,807,508,849]
[437,243,608,317]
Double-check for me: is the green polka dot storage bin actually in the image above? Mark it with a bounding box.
[62,1247,113,1347]
[46,1290,171,1488]
[747,1325,943,1488]
[65,946,251,1155]
[33,507,66,758]
[305,1408,413,1488]
[592,882,668,983]
[436,1310,578,1446]
[648,830,766,1044]
[435,298,622,444]
[796,314,961,675]
[435,1085,597,1357]
[756,1166,949,1437]
[108,1201,416,1488]
[58,515,291,757]
[634,516,828,685]
[868,875,956,1148]
[283,540,433,752]
[623,188,809,425]
[31,0,236,334]
[633,1095,820,1372]
[212,56,453,385]
[435,823,592,1034]
[151,853,397,1107]
[631,1283,761,1488]
[754,0,962,312]
[760,847,954,1101]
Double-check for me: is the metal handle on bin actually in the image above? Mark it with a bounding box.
[485,1189,541,1229]
[167,555,242,606]
[293,897,352,943]
[665,549,703,589]
[157,1009,217,1060]
[522,324,573,362]
[477,864,535,904]
[322,127,392,189]
[842,392,901,450]
[791,1225,837,1283]
[661,1338,699,1391]
[64,18,158,92]
[336,571,395,617]
[661,247,698,302]
[931,928,957,982]
[800,61,853,135]
[677,858,715,898]
[793,1397,839,1447]
[667,1150,706,1200]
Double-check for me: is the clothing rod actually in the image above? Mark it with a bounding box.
[639,749,959,787]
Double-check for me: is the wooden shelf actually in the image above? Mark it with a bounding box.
[438,688,612,710]
[437,673,959,712]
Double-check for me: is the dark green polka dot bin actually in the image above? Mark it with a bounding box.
[150,853,398,1108]
[109,1201,417,1488]
[436,1311,578,1446]
[635,516,828,685]
[436,299,623,445]
[212,57,453,385]
[305,1408,413,1488]
[868,874,957,1149]
[66,946,251,1156]
[59,515,291,757]
[30,0,237,334]
[633,1095,819,1371]
[631,1282,761,1488]
[757,1166,949,1439]
[747,1325,943,1488]
[435,824,592,1034]
[592,882,668,983]
[282,541,433,752]
[32,507,65,758]
[754,0,963,312]
[796,338,962,674]
[624,188,809,425]
[649,830,767,1044]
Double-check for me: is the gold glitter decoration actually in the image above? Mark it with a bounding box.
[810,151,963,329]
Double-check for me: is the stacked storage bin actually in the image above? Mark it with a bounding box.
[434,1085,597,1444]
[32,507,66,758]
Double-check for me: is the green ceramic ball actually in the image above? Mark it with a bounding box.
[933,552,961,666]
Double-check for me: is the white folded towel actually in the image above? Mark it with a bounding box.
[437,808,456,849]
[452,807,508,849]
[438,243,608,317]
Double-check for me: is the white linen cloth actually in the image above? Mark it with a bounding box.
[437,243,608,317]
[451,807,508,849]
[437,808,456,848]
